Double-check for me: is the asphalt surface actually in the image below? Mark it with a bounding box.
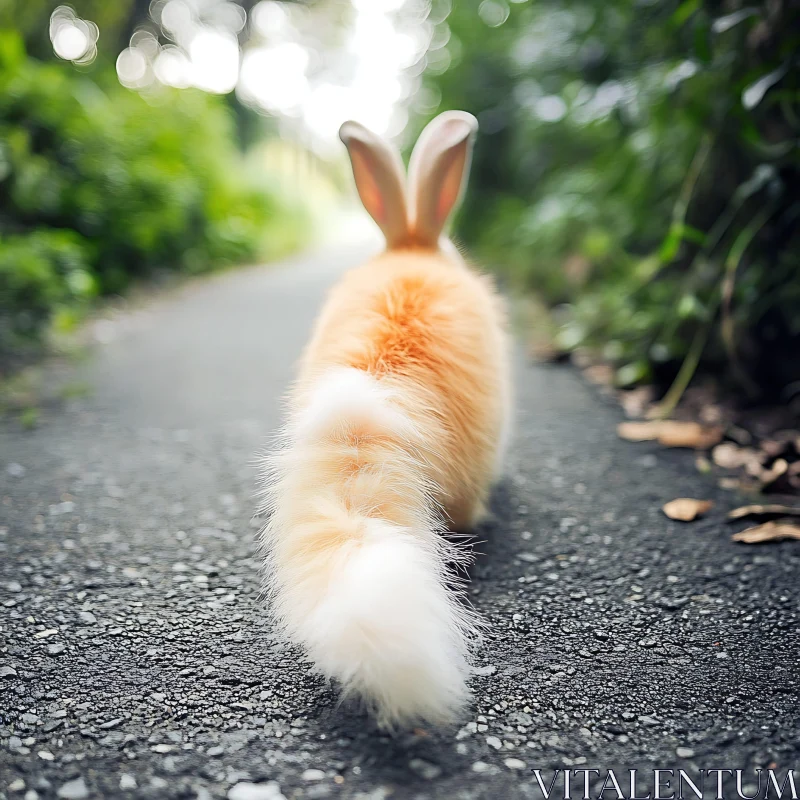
[1,240,799,800]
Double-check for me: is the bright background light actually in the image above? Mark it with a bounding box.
[52,1,436,152]
[50,6,99,64]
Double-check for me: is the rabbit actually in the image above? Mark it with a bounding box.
[259,110,511,728]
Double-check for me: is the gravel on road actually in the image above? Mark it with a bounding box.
[1,242,798,800]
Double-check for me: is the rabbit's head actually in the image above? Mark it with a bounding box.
[339,111,477,251]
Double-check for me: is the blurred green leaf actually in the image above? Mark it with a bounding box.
[616,360,650,388]
[673,0,702,27]
[712,8,759,34]
[742,64,789,110]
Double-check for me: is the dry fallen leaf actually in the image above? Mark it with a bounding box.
[711,442,762,470]
[732,521,800,544]
[617,420,664,441]
[662,498,714,522]
[758,458,788,488]
[617,420,723,449]
[657,422,724,449]
[728,504,800,520]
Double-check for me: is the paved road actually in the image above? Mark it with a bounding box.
[1,242,798,800]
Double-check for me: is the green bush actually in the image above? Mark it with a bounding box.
[0,228,95,359]
[0,29,307,363]
[422,0,800,404]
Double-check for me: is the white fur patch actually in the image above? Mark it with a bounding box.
[298,517,474,727]
[261,367,478,728]
[293,368,415,441]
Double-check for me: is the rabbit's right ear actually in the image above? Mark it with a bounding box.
[339,121,409,248]
[407,111,478,249]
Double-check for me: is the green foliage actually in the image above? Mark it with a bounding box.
[0,30,307,364]
[423,0,800,400]
[0,228,95,359]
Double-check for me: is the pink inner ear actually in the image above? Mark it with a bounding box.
[436,163,462,225]
[368,184,385,224]
[353,150,385,224]
[436,188,452,224]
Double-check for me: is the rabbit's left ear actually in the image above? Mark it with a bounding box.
[407,111,478,248]
[339,121,409,248]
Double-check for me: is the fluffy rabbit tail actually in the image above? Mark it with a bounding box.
[260,368,478,728]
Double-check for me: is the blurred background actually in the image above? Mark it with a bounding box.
[1,0,798,413]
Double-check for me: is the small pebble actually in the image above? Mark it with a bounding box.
[228,782,286,800]
[676,747,695,759]
[301,770,325,782]
[57,778,88,800]
[486,736,502,750]
[504,758,526,770]
[119,775,137,790]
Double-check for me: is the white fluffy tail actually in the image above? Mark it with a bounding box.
[260,368,477,727]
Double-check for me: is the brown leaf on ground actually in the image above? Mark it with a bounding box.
[728,504,800,520]
[662,498,714,522]
[732,521,800,544]
[617,420,664,441]
[711,442,763,471]
[656,421,724,449]
[758,458,788,488]
[617,420,723,449]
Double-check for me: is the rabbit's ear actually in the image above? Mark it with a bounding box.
[339,121,409,248]
[407,111,478,248]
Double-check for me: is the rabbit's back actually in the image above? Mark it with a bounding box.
[297,249,510,528]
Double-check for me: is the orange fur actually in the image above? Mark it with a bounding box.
[295,248,509,529]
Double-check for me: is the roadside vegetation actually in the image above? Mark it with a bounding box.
[0,23,308,368]
[420,0,799,410]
